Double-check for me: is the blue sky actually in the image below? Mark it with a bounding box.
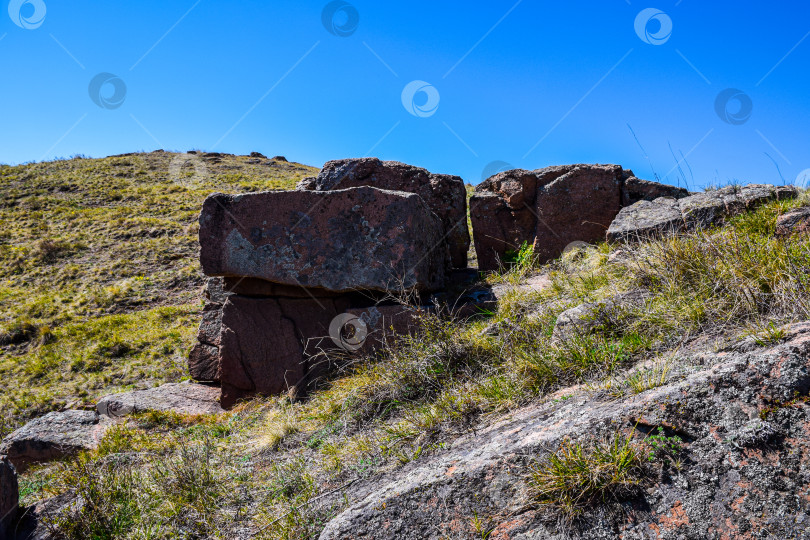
[1,0,809,189]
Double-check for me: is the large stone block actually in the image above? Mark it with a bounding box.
[470,164,687,270]
[298,158,470,268]
[200,186,449,293]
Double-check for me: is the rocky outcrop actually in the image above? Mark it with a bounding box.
[199,187,450,293]
[0,411,110,472]
[470,165,687,270]
[318,322,810,539]
[297,158,470,268]
[0,455,18,539]
[608,184,798,243]
[776,205,810,238]
[96,382,224,418]
[194,179,485,407]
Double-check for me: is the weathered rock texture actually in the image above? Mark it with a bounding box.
[0,410,110,472]
[470,165,687,270]
[217,294,425,408]
[0,455,18,539]
[97,382,224,418]
[318,323,810,539]
[188,300,224,382]
[199,187,449,293]
[608,184,798,243]
[776,205,810,238]
[297,158,470,268]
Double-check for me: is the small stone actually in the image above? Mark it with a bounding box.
[775,206,810,238]
[0,410,111,472]
[97,382,224,419]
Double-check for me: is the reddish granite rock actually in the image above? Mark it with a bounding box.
[188,301,224,382]
[471,165,688,270]
[0,455,17,539]
[622,175,689,206]
[199,186,449,293]
[318,322,810,539]
[338,304,422,352]
[218,295,352,407]
[297,158,470,268]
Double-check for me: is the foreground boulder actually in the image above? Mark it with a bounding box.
[608,184,797,243]
[97,382,224,419]
[0,455,17,539]
[0,411,110,472]
[297,158,470,268]
[470,165,687,270]
[318,322,810,538]
[200,187,450,293]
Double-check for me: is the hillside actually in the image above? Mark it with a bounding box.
[2,157,810,539]
[0,151,317,438]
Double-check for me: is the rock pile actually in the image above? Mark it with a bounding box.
[470,164,687,270]
[190,158,794,408]
[194,160,470,407]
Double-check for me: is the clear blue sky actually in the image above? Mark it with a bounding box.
[2,0,809,189]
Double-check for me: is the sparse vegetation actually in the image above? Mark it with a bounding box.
[0,152,314,437]
[528,433,646,516]
[6,154,810,538]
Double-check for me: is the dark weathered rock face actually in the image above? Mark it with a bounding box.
[0,455,18,539]
[96,382,224,419]
[199,187,450,293]
[776,205,810,238]
[470,165,687,270]
[217,293,428,407]
[318,322,810,539]
[298,158,470,269]
[218,294,353,407]
[188,300,224,382]
[0,411,110,472]
[608,184,798,243]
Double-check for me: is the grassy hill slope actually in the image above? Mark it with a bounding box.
[0,151,316,437]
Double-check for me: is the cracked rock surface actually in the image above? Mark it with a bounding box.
[318,322,810,539]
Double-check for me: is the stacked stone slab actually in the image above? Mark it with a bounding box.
[195,183,454,407]
[470,164,689,270]
[297,158,470,268]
